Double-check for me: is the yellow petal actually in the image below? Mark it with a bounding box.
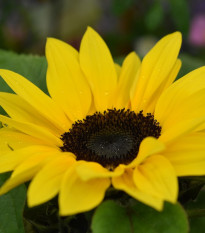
[143,59,181,113]
[0,115,62,146]
[115,52,141,108]
[0,172,34,195]
[128,137,165,167]
[159,117,205,145]
[155,66,205,127]
[112,168,163,211]
[161,59,181,90]
[0,127,43,155]
[0,69,70,131]
[11,149,60,178]
[133,155,178,203]
[0,145,54,173]
[115,63,121,77]
[171,161,205,176]
[75,161,124,181]
[28,155,75,207]
[46,38,91,122]
[0,148,60,195]
[131,32,182,113]
[0,92,62,135]
[164,132,205,176]
[79,27,117,111]
[59,168,110,215]
[166,89,205,129]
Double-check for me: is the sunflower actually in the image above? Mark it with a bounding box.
[0,27,205,216]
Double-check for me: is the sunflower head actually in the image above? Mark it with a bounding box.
[0,27,205,216]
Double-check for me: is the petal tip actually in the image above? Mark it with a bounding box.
[86,26,95,33]
[171,31,182,44]
[46,37,58,49]
[84,26,101,40]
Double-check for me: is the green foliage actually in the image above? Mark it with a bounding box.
[0,49,47,115]
[0,49,47,94]
[178,54,205,79]
[111,0,134,15]
[169,0,190,36]
[92,200,189,233]
[0,173,26,233]
[185,189,205,233]
[145,1,164,31]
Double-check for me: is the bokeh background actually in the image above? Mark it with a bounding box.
[0,1,205,233]
[0,0,205,59]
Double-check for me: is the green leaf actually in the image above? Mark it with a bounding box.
[92,200,189,233]
[145,1,164,31]
[0,49,47,115]
[0,49,47,94]
[169,0,190,36]
[0,173,26,233]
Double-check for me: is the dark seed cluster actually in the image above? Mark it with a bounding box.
[60,109,161,169]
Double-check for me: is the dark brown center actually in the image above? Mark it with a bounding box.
[60,109,161,169]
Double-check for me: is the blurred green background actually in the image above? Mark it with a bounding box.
[0,0,205,60]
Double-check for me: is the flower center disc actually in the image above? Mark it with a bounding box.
[61,109,161,169]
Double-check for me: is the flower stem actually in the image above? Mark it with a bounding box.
[187,209,205,218]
